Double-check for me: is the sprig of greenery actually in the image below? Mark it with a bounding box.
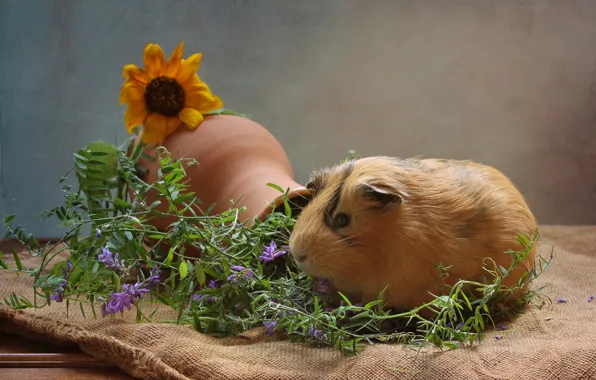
[0,139,554,354]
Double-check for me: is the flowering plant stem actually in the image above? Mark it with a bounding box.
[0,139,554,354]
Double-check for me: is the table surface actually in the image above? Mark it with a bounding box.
[0,332,134,379]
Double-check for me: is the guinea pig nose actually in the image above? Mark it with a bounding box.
[294,252,308,263]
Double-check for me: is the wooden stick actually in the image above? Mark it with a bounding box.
[0,353,115,368]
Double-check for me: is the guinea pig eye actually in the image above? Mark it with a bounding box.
[332,212,351,229]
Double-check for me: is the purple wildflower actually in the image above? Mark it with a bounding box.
[50,281,67,302]
[192,294,203,302]
[263,320,277,335]
[557,298,567,303]
[95,229,101,238]
[588,296,594,303]
[101,282,149,317]
[193,293,215,303]
[497,323,510,331]
[495,335,502,340]
[307,325,327,341]
[145,265,161,288]
[98,248,126,271]
[227,265,255,282]
[51,260,73,303]
[61,260,73,279]
[191,279,220,304]
[259,241,287,262]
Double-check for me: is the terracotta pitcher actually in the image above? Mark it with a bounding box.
[132,114,310,255]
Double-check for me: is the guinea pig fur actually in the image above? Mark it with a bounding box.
[288,156,538,314]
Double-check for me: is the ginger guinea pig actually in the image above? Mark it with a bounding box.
[288,156,538,313]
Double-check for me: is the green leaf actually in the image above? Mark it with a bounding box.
[283,196,292,218]
[517,233,530,247]
[79,301,86,318]
[337,292,353,306]
[165,171,185,184]
[73,152,88,161]
[112,272,121,289]
[266,183,285,194]
[364,299,383,310]
[313,296,320,315]
[179,260,188,279]
[74,159,88,170]
[498,265,509,276]
[113,197,131,209]
[90,150,110,156]
[4,214,15,225]
[192,312,203,332]
[12,249,22,271]
[460,291,473,311]
[18,295,33,308]
[195,265,206,286]
[0,252,8,269]
[148,201,162,209]
[87,159,108,166]
[165,247,174,266]
[442,341,458,350]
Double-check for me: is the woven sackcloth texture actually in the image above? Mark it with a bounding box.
[1,225,595,380]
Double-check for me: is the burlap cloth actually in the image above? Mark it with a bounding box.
[1,225,595,379]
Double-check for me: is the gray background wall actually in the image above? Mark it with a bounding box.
[1,0,595,238]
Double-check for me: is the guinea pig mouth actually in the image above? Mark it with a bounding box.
[293,254,326,278]
[293,255,310,273]
[289,244,323,277]
[289,250,312,273]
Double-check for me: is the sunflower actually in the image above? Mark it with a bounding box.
[119,41,223,144]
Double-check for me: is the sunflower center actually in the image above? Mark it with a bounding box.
[144,76,185,116]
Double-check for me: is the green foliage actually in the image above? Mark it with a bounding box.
[204,108,252,119]
[341,149,361,163]
[0,143,554,354]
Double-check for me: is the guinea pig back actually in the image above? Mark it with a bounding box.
[288,156,538,314]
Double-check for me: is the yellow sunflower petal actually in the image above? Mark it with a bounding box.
[180,72,202,88]
[122,64,149,84]
[184,82,224,112]
[141,113,168,143]
[177,53,203,84]
[166,41,185,78]
[165,116,182,136]
[124,100,148,134]
[143,44,167,79]
[119,80,146,105]
[203,94,224,112]
[179,107,205,129]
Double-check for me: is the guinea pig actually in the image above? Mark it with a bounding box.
[288,156,538,315]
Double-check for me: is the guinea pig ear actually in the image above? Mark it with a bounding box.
[358,182,404,211]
